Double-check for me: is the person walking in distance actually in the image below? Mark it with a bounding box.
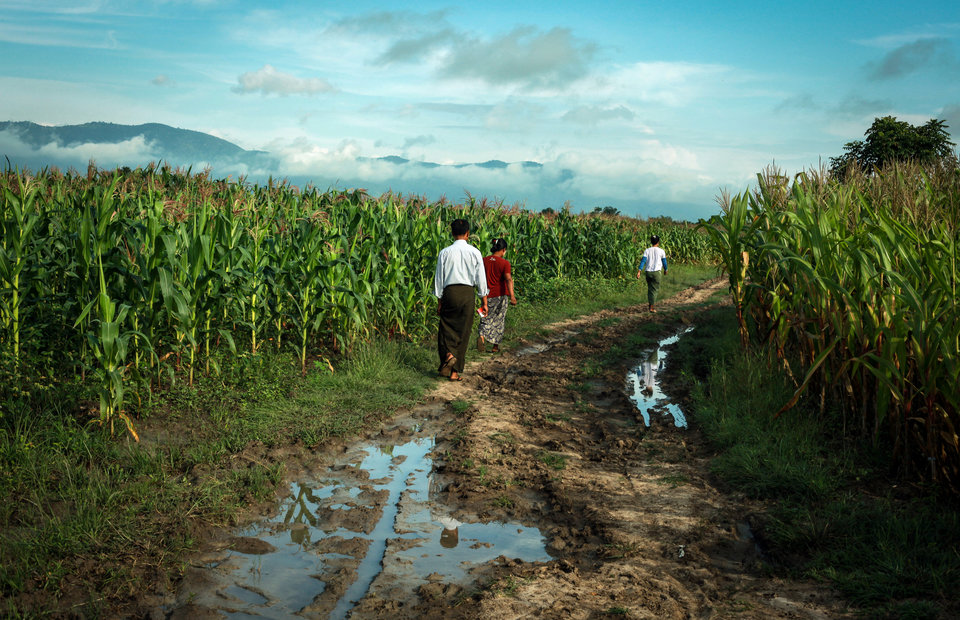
[636,235,668,312]
[477,237,517,353]
[434,219,489,381]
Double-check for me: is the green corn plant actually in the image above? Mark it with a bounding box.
[716,160,960,491]
[238,214,271,355]
[698,191,762,347]
[0,172,40,368]
[74,252,148,440]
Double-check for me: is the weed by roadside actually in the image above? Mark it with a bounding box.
[0,339,436,616]
[670,306,960,617]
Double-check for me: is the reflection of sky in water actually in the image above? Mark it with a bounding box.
[627,327,693,428]
[216,436,550,619]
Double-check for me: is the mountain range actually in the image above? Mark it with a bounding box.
[0,120,702,219]
[0,120,544,179]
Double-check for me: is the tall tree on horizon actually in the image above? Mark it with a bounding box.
[829,116,955,178]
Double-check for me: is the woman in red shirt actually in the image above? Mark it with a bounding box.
[477,238,517,353]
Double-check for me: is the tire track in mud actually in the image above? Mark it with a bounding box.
[390,277,851,619]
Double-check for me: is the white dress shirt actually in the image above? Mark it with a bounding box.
[433,239,489,298]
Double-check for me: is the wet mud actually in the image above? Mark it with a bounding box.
[164,278,851,619]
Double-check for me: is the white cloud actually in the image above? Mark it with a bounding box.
[436,26,596,90]
[402,134,436,149]
[856,28,960,49]
[0,21,121,48]
[233,64,337,96]
[550,145,707,204]
[562,105,636,126]
[231,12,597,96]
[0,129,157,168]
[482,101,547,132]
[580,61,734,106]
[250,134,723,215]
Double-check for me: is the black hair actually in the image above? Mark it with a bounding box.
[650,235,660,245]
[451,219,470,236]
[491,237,508,253]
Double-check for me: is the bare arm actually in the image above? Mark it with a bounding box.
[504,271,517,304]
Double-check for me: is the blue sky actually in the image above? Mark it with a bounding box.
[1,0,958,220]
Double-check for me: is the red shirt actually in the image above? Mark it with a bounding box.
[483,255,511,298]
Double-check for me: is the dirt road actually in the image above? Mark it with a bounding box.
[166,279,850,619]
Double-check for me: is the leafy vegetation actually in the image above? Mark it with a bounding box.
[0,161,717,616]
[694,153,960,615]
[700,158,960,493]
[672,307,960,618]
[829,116,955,178]
[0,163,715,439]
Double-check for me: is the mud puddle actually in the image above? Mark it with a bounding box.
[170,409,551,618]
[626,326,694,427]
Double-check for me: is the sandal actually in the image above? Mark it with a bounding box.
[438,354,457,377]
[449,373,463,382]
[491,344,500,353]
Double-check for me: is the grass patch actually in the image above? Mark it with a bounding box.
[672,306,960,616]
[566,381,592,394]
[0,339,436,616]
[656,474,690,488]
[506,265,714,351]
[536,450,568,470]
[450,399,473,415]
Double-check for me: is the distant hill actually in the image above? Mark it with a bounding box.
[0,120,267,165]
[368,155,543,170]
[0,120,709,219]
[0,121,543,176]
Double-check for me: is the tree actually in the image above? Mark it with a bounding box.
[829,116,955,177]
[591,205,620,216]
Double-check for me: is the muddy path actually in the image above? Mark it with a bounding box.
[163,278,850,619]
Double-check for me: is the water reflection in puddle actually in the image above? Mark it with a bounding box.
[626,327,694,428]
[209,435,550,619]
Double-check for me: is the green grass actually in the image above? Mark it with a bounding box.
[536,450,568,471]
[450,399,473,415]
[670,306,960,617]
[0,339,436,616]
[505,264,715,351]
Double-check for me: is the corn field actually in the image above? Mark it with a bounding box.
[701,161,960,492]
[0,163,713,435]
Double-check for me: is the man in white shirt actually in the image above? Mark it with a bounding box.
[635,235,668,313]
[434,219,489,381]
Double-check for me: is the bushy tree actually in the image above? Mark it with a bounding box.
[829,116,955,177]
[591,205,621,216]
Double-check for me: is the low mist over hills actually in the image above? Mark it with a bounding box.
[0,121,254,160]
[0,121,274,176]
[0,120,706,219]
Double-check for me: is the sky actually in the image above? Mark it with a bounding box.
[1,0,958,221]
